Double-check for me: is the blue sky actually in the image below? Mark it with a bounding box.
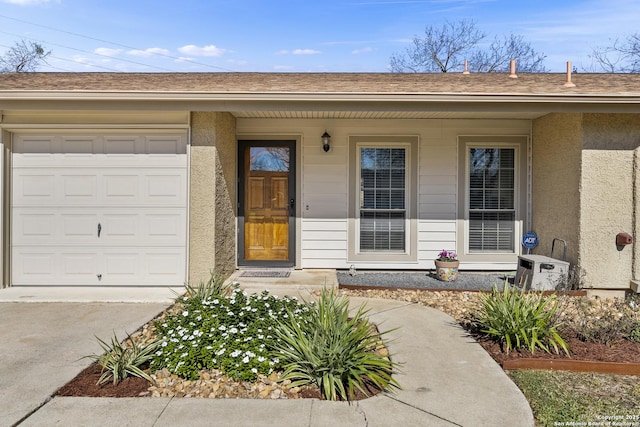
[0,0,638,73]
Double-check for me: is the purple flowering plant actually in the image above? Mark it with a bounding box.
[437,249,458,262]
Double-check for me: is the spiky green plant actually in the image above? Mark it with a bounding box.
[476,285,569,355]
[180,269,234,302]
[273,288,400,401]
[85,332,159,385]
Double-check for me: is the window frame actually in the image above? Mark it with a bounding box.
[457,136,529,264]
[348,136,418,263]
[357,145,409,253]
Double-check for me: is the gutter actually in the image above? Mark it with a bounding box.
[2,90,640,104]
[1,92,640,115]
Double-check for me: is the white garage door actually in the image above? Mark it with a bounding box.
[12,132,188,286]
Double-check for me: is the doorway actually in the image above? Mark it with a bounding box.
[238,140,296,266]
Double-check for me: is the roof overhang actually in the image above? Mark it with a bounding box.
[2,90,640,120]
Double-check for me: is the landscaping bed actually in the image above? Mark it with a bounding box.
[60,285,395,401]
[59,286,640,401]
[343,287,640,370]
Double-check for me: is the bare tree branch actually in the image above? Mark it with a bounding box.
[469,34,547,72]
[0,40,51,73]
[590,34,640,73]
[390,19,485,73]
[390,20,547,73]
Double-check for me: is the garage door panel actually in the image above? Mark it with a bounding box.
[17,213,56,239]
[12,132,188,287]
[13,173,56,204]
[101,209,186,245]
[13,209,99,244]
[104,174,140,202]
[63,213,99,239]
[102,136,141,155]
[13,247,184,286]
[147,213,183,240]
[104,252,139,279]
[14,136,57,155]
[145,172,186,204]
[101,249,185,285]
[13,251,56,277]
[12,248,101,285]
[60,137,100,155]
[63,174,98,201]
[14,209,186,246]
[146,251,186,278]
[62,253,100,278]
[101,213,138,240]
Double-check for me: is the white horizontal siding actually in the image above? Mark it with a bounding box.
[238,118,530,270]
[300,219,348,267]
[418,221,456,232]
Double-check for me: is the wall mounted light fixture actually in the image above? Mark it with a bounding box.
[321,130,331,152]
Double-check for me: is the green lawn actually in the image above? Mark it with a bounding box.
[508,370,640,427]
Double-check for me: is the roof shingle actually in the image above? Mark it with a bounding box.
[1,72,639,96]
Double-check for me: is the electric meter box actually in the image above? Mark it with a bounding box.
[515,255,569,291]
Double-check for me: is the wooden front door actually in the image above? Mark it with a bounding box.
[238,141,295,266]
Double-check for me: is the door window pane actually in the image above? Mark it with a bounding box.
[250,147,289,172]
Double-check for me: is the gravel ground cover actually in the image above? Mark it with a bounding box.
[337,271,510,291]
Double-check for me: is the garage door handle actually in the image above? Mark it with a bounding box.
[97,223,101,238]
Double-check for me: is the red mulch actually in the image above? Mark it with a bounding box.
[476,332,640,366]
[56,363,152,398]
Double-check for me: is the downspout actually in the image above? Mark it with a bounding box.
[632,147,640,292]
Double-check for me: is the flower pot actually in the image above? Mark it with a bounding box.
[434,260,459,282]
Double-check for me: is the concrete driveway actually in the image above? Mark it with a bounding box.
[0,296,171,427]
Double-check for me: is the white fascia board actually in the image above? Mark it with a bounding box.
[2,90,640,103]
[2,92,640,116]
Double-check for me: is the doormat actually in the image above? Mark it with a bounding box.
[239,270,291,278]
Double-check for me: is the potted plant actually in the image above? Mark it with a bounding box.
[434,249,459,282]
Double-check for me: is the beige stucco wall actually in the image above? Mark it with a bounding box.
[213,113,237,277]
[533,113,640,291]
[189,112,237,284]
[579,114,640,289]
[531,113,582,269]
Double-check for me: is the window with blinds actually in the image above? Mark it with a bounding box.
[468,148,515,252]
[359,147,406,252]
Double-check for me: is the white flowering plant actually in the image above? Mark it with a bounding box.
[151,288,312,381]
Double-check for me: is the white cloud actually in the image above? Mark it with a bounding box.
[277,49,321,55]
[178,44,226,57]
[128,47,171,57]
[292,49,321,55]
[1,0,58,4]
[273,65,294,70]
[352,47,374,54]
[94,48,122,57]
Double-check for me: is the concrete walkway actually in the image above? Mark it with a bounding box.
[0,300,170,427]
[0,280,533,427]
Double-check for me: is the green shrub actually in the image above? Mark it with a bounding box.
[152,289,311,381]
[566,295,640,345]
[85,332,159,385]
[476,285,569,355]
[273,288,400,401]
[630,324,640,343]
